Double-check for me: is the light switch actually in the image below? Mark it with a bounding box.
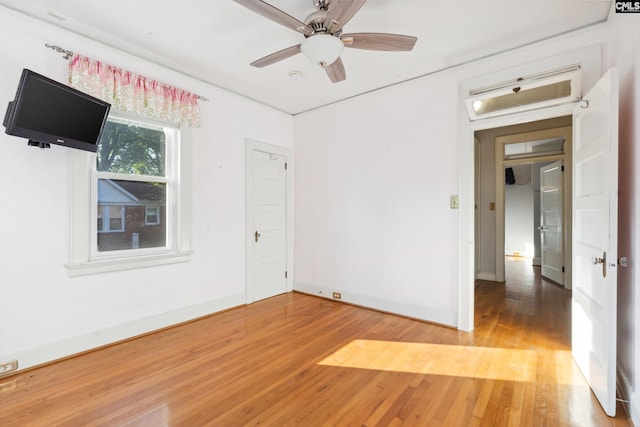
[450,195,459,209]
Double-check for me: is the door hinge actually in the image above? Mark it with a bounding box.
[285,271,288,279]
[284,162,288,170]
[561,165,565,172]
[562,266,565,272]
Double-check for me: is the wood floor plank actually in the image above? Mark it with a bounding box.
[0,257,632,426]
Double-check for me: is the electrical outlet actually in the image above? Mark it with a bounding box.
[332,292,342,300]
[0,360,18,375]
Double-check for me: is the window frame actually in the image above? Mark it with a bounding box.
[67,110,192,276]
[91,114,174,259]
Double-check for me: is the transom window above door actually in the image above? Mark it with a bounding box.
[504,137,565,160]
[465,65,581,120]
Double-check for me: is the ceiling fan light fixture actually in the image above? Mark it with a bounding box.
[301,34,344,67]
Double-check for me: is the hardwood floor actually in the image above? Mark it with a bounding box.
[0,257,631,426]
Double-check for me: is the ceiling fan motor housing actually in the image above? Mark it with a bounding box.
[305,10,328,33]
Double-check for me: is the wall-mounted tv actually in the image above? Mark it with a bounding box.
[3,68,111,152]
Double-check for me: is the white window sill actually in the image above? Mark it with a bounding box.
[65,250,193,277]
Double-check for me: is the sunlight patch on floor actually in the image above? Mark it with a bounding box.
[318,339,539,382]
[121,404,169,427]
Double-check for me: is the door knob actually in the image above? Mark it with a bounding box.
[254,230,261,243]
[593,251,607,278]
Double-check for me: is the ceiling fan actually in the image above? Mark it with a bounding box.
[233,0,418,83]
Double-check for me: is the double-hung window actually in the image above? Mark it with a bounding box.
[68,111,191,275]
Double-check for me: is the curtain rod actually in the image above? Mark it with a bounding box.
[45,43,210,102]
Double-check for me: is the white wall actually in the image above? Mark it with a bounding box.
[0,8,293,371]
[505,165,534,257]
[476,133,496,279]
[293,71,460,325]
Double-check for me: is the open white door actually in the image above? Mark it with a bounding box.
[572,68,618,416]
[540,161,564,285]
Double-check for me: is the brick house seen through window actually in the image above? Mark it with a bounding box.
[97,179,166,251]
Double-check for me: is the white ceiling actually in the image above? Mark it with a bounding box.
[0,0,612,115]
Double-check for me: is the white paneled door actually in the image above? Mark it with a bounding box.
[246,143,289,303]
[540,161,564,285]
[572,68,618,417]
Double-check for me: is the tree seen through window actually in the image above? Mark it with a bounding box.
[97,121,165,176]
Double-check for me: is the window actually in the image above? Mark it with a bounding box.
[98,205,125,232]
[145,206,160,225]
[93,117,170,254]
[67,111,192,276]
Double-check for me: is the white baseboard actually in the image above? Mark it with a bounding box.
[475,272,496,281]
[617,360,638,425]
[630,392,640,426]
[294,281,457,328]
[1,293,246,373]
[532,257,541,266]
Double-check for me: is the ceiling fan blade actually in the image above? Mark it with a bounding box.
[342,33,417,51]
[250,44,302,68]
[325,57,346,83]
[233,0,312,35]
[325,0,366,33]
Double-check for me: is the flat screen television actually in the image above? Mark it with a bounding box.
[3,68,111,152]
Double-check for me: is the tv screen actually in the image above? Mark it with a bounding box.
[3,69,111,152]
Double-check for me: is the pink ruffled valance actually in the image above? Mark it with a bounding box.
[69,54,200,127]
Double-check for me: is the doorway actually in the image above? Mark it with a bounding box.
[460,62,619,416]
[474,118,572,287]
[245,139,293,303]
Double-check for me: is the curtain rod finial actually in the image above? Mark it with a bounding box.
[45,44,74,60]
